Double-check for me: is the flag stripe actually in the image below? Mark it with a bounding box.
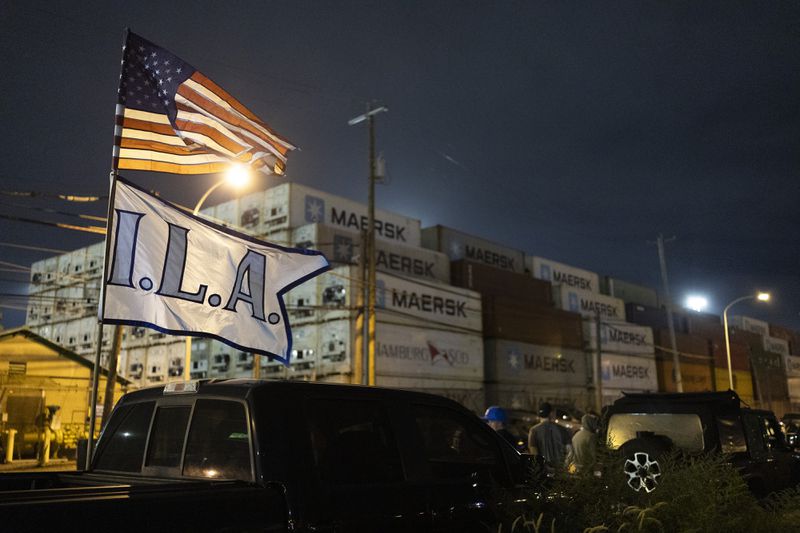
[189,72,295,148]
[176,86,289,160]
[120,138,210,156]
[121,126,187,147]
[185,76,295,150]
[121,116,181,138]
[118,147,228,165]
[117,158,228,174]
[174,110,252,154]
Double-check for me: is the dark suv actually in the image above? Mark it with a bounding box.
[602,390,800,497]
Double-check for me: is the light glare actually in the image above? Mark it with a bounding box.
[686,295,708,312]
[757,292,771,302]
[225,164,250,188]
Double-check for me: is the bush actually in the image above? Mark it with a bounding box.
[507,446,800,533]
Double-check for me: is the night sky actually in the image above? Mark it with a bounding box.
[1,1,798,329]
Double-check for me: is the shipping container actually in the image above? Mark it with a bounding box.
[601,353,658,392]
[56,253,72,286]
[450,260,552,306]
[238,189,267,233]
[729,315,770,337]
[685,311,722,336]
[211,199,240,229]
[584,321,655,356]
[145,344,168,384]
[557,286,625,321]
[421,225,524,274]
[750,348,789,404]
[484,339,588,388]
[713,368,754,401]
[709,332,750,371]
[769,324,800,355]
[652,329,709,358]
[261,183,421,246]
[600,277,658,307]
[485,383,591,415]
[656,358,714,393]
[763,336,790,357]
[785,355,800,378]
[85,242,104,277]
[286,265,482,332]
[293,223,450,283]
[788,377,800,403]
[482,297,584,349]
[528,256,600,294]
[625,303,690,334]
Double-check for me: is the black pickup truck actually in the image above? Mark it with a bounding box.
[0,379,534,532]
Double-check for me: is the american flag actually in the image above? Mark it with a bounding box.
[113,31,295,175]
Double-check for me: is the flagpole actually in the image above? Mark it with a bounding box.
[86,28,129,470]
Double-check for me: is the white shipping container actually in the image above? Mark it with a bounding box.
[43,257,58,283]
[528,256,600,293]
[262,183,422,246]
[69,248,87,277]
[30,259,48,291]
[484,339,588,387]
[763,335,789,356]
[558,286,626,321]
[785,355,800,378]
[730,315,770,337]
[125,347,147,383]
[421,225,524,274]
[146,345,168,383]
[85,242,105,277]
[601,353,658,391]
[212,199,240,229]
[57,253,73,285]
[238,190,267,233]
[375,322,483,382]
[293,223,450,283]
[286,266,482,332]
[583,321,654,356]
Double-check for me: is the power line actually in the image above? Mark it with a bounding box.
[0,242,70,254]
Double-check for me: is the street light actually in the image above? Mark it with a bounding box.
[193,164,252,215]
[723,291,771,390]
[686,295,709,313]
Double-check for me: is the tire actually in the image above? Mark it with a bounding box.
[619,435,672,493]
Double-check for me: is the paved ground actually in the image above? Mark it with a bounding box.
[0,459,77,472]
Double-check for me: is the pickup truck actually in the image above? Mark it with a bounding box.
[0,379,534,532]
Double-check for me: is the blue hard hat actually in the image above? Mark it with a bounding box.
[483,405,507,423]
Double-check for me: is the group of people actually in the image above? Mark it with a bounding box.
[484,402,599,474]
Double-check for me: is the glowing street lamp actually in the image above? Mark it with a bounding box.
[723,292,771,390]
[686,295,709,313]
[193,164,252,215]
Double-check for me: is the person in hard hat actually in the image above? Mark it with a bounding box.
[528,402,571,473]
[483,406,518,447]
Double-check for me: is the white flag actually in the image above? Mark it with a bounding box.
[101,178,329,363]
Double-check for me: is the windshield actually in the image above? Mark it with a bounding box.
[607,413,705,453]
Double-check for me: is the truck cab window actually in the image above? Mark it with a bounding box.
[412,404,505,482]
[94,401,154,472]
[306,399,403,485]
[146,406,192,468]
[183,400,252,481]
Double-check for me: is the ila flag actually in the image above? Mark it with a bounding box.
[101,178,329,362]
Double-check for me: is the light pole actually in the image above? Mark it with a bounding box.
[185,164,253,380]
[723,292,771,390]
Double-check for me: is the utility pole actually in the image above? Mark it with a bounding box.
[348,104,387,387]
[655,234,683,392]
[101,325,123,429]
[352,230,367,385]
[594,309,603,412]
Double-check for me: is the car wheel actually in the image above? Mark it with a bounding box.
[619,435,672,493]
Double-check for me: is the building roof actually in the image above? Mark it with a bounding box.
[0,327,132,386]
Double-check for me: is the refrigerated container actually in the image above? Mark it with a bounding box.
[769,324,800,355]
[421,225,524,274]
[484,339,587,388]
[652,329,710,358]
[600,276,658,307]
[625,303,690,334]
[763,336,790,357]
[293,223,450,283]
[557,286,625,321]
[601,353,658,392]
[262,182,421,246]
[528,256,600,293]
[729,315,770,337]
[713,368,754,402]
[584,321,654,356]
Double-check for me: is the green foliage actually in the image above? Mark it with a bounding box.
[502,445,800,533]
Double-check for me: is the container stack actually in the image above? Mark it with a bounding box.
[533,258,658,406]
[189,185,487,411]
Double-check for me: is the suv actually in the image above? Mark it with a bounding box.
[602,390,800,497]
